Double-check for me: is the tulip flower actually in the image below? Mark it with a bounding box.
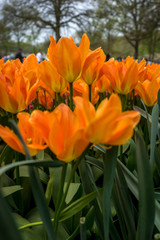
[74,94,140,145]
[93,74,113,94]
[47,34,101,83]
[38,60,67,93]
[38,89,54,109]
[135,78,160,106]
[103,56,138,95]
[30,105,89,162]
[73,79,99,104]
[81,49,106,85]
[0,55,39,113]
[0,112,47,156]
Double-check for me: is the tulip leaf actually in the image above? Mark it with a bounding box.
[1,185,23,197]
[118,159,160,231]
[127,138,136,171]
[115,166,136,240]
[9,120,56,240]
[103,146,118,240]
[0,144,14,165]
[0,159,63,177]
[0,189,23,240]
[64,182,81,204]
[85,155,104,171]
[66,206,95,240]
[59,190,98,222]
[79,159,104,239]
[150,103,159,168]
[135,131,155,240]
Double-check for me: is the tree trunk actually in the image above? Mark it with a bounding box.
[134,40,139,59]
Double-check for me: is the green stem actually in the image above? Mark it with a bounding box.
[69,82,73,111]
[43,90,47,109]
[120,94,126,111]
[89,84,92,102]
[54,144,91,234]
[58,92,61,105]
[19,219,54,230]
[55,163,67,210]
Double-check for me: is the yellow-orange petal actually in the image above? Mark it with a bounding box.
[0,125,24,154]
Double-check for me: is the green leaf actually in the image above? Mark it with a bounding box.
[118,159,160,231]
[64,182,81,204]
[1,185,23,197]
[150,103,159,168]
[0,145,14,165]
[13,212,44,240]
[0,160,63,176]
[67,207,95,240]
[10,120,56,240]
[85,155,104,171]
[103,146,118,240]
[127,139,136,171]
[60,190,98,222]
[136,131,155,240]
[115,166,136,240]
[79,158,104,239]
[0,189,22,240]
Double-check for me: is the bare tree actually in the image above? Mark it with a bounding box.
[93,0,160,59]
[113,0,160,58]
[2,0,91,41]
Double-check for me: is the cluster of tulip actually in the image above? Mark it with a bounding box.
[0,33,159,162]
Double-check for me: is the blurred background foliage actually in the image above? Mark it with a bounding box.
[0,0,160,61]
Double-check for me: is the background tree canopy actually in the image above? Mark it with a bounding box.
[0,0,160,60]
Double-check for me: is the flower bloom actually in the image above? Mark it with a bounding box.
[47,34,101,83]
[38,89,54,110]
[74,94,140,145]
[93,74,113,94]
[30,104,89,162]
[73,79,99,104]
[103,56,138,95]
[135,77,160,106]
[81,49,106,85]
[38,60,67,93]
[0,54,39,113]
[0,112,47,156]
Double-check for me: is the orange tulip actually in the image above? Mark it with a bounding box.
[38,60,67,93]
[30,105,89,162]
[81,49,106,85]
[0,112,47,156]
[38,89,54,110]
[0,55,39,113]
[103,56,138,95]
[93,74,113,94]
[73,79,99,105]
[74,94,140,145]
[47,34,101,83]
[135,78,160,106]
